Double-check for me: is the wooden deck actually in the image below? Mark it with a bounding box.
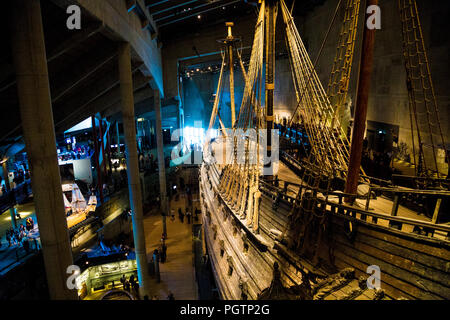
[276,162,435,223]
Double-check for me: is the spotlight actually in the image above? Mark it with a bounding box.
[197,15,201,19]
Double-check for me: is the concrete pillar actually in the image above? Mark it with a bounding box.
[92,116,103,203]
[11,0,77,300]
[116,121,121,152]
[2,161,16,229]
[99,119,107,176]
[118,42,150,298]
[154,89,168,238]
[106,127,112,175]
[2,161,10,192]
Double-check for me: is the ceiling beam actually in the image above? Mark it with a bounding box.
[126,0,137,12]
[146,0,169,8]
[0,22,104,94]
[157,0,241,27]
[103,85,154,119]
[57,71,150,132]
[53,62,142,131]
[47,22,104,63]
[151,0,198,17]
[51,51,117,103]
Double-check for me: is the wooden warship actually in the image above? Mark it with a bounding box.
[199,0,450,300]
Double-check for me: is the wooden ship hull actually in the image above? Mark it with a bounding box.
[198,0,450,300]
[199,151,450,300]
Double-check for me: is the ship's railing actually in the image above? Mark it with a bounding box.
[323,195,450,242]
[367,186,450,224]
[259,179,299,206]
[261,179,450,242]
[391,174,449,190]
[259,178,368,209]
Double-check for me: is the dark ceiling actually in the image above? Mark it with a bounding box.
[146,0,327,42]
[0,1,155,153]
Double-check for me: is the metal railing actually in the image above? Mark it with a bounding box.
[0,180,32,214]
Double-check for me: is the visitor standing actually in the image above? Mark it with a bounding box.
[186,211,191,224]
[153,249,160,283]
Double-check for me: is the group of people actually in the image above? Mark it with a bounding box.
[174,207,200,224]
[57,144,92,162]
[138,152,158,173]
[0,167,31,196]
[2,217,35,252]
[120,274,139,298]
[12,168,30,186]
[361,146,394,180]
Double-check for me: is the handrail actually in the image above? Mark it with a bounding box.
[259,173,449,240]
[392,174,449,183]
[370,186,450,196]
[391,174,449,190]
[323,199,450,233]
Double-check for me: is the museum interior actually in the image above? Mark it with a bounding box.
[0,0,448,301]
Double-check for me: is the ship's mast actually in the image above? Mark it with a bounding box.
[264,0,277,178]
[344,0,378,201]
[225,22,236,128]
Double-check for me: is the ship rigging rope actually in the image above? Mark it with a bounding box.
[219,2,267,208]
[398,0,448,178]
[207,50,226,134]
[279,0,363,239]
[281,0,351,174]
[235,0,265,132]
[327,0,361,131]
[286,0,342,129]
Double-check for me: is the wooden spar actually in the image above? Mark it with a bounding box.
[344,0,378,201]
[265,0,277,178]
[227,22,236,128]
